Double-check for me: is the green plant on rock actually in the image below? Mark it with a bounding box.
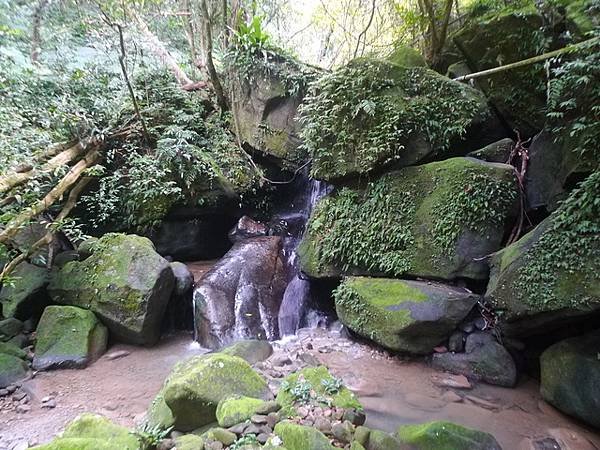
[230,434,260,450]
[299,59,484,179]
[134,422,173,450]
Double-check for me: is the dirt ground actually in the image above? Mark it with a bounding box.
[2,330,599,450]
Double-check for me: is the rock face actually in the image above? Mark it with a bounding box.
[148,353,271,431]
[48,234,175,345]
[396,420,502,450]
[334,277,478,354]
[299,158,518,281]
[0,353,29,388]
[486,207,600,336]
[0,261,48,319]
[540,331,600,428]
[32,413,141,450]
[232,56,317,167]
[303,59,494,181]
[33,305,108,371]
[193,236,288,349]
[432,332,517,387]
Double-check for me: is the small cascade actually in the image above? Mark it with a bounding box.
[277,178,331,337]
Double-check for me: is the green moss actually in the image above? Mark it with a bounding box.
[387,45,427,67]
[300,59,486,180]
[0,341,27,359]
[395,421,501,450]
[0,353,29,387]
[173,434,205,450]
[32,438,118,450]
[146,388,175,430]
[159,353,270,431]
[0,261,48,318]
[276,366,362,417]
[216,396,266,427]
[274,421,334,450]
[300,158,517,280]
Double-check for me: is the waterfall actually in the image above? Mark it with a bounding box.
[277,178,331,337]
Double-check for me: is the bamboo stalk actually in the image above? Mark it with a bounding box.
[453,37,599,82]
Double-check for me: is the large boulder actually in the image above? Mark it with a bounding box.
[301,59,496,181]
[232,53,319,167]
[0,353,29,388]
[48,233,175,345]
[33,305,108,371]
[431,332,517,387]
[299,158,518,281]
[334,277,478,354]
[395,421,502,449]
[540,330,600,428]
[486,172,600,335]
[0,261,48,319]
[32,413,141,450]
[193,236,288,349]
[147,353,271,431]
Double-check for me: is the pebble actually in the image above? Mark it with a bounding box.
[257,433,269,444]
[41,399,56,409]
[0,389,8,397]
[16,404,31,414]
[105,350,130,361]
[314,417,332,433]
[251,414,268,424]
[270,355,292,367]
[431,373,472,389]
[331,420,354,443]
[228,422,248,435]
[12,391,27,402]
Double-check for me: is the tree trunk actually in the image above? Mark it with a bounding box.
[199,0,228,111]
[31,0,50,64]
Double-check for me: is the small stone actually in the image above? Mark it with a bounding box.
[0,389,8,396]
[105,350,130,360]
[331,420,354,443]
[257,433,269,444]
[103,401,119,411]
[342,409,366,426]
[255,400,280,415]
[333,408,344,420]
[448,331,465,353]
[6,385,18,393]
[314,417,332,433]
[41,399,56,408]
[251,414,268,424]
[228,422,248,435]
[271,355,292,367]
[205,441,223,450]
[16,404,31,413]
[41,396,53,403]
[12,391,27,402]
[433,346,448,353]
[244,423,262,435]
[209,428,236,446]
[442,391,463,403]
[297,406,309,418]
[431,373,472,389]
[156,438,175,450]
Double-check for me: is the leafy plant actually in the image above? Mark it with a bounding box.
[133,423,172,450]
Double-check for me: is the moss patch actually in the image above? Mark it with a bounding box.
[274,421,334,450]
[395,421,501,450]
[216,396,267,428]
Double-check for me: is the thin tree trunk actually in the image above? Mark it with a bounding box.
[0,149,100,245]
[31,0,50,64]
[353,0,376,59]
[0,177,92,280]
[181,0,198,74]
[199,0,228,111]
[0,139,91,194]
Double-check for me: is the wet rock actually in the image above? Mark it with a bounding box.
[395,420,502,449]
[332,420,354,443]
[274,421,334,450]
[335,278,478,354]
[299,158,518,281]
[0,341,27,360]
[448,331,465,353]
[33,305,108,370]
[343,408,366,426]
[0,318,24,341]
[220,340,273,365]
[466,138,514,163]
[432,332,516,387]
[49,233,175,345]
[431,373,472,389]
[104,350,130,361]
[170,262,194,296]
[194,237,288,349]
[228,216,269,243]
[147,353,271,431]
[540,330,600,428]
[365,429,404,450]
[0,262,48,320]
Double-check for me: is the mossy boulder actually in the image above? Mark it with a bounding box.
[365,429,405,450]
[220,339,274,364]
[32,413,141,450]
[0,317,23,341]
[274,421,334,450]
[299,158,518,281]
[0,341,27,359]
[149,353,271,431]
[276,366,362,416]
[486,172,600,336]
[334,278,478,354]
[466,138,514,163]
[48,233,175,345]
[216,396,267,427]
[0,261,48,320]
[302,59,493,181]
[0,353,29,388]
[173,434,205,450]
[540,330,600,428]
[33,305,108,371]
[387,44,427,67]
[395,421,502,449]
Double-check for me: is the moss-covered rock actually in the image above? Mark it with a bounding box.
[0,341,27,359]
[540,330,600,428]
[0,261,48,320]
[486,172,600,335]
[387,45,427,67]
[299,158,518,281]
[365,429,404,450]
[274,421,334,450]
[466,138,514,163]
[216,396,267,427]
[276,366,362,417]
[0,317,23,341]
[334,278,478,354]
[0,353,29,388]
[301,59,492,181]
[32,413,141,450]
[173,434,205,450]
[48,233,175,345]
[220,339,273,365]
[33,305,107,371]
[150,353,271,431]
[395,421,502,449]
